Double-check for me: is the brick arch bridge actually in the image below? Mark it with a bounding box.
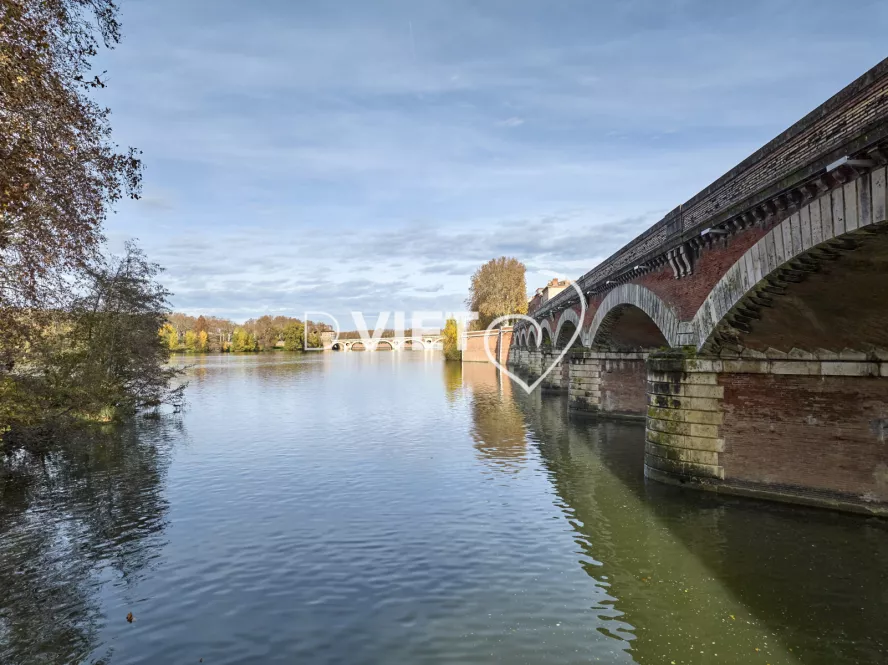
[510,57,888,515]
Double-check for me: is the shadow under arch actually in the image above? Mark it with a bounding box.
[692,174,888,354]
[554,308,583,350]
[585,284,680,350]
[540,323,554,349]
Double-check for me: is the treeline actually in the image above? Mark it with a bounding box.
[162,314,330,353]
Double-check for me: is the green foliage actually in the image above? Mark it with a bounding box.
[442,318,461,361]
[282,321,305,351]
[159,323,178,351]
[184,330,198,352]
[0,243,186,441]
[230,328,259,353]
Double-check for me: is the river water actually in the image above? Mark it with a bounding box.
[1,353,886,664]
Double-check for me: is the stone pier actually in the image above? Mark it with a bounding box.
[645,350,888,514]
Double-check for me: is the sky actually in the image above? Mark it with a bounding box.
[96,0,888,325]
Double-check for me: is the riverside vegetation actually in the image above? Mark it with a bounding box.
[0,0,181,443]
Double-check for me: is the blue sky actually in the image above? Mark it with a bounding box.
[97,0,888,323]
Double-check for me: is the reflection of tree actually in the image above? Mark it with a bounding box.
[462,363,527,470]
[442,361,462,405]
[0,418,179,664]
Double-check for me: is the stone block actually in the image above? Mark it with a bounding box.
[844,180,859,231]
[873,167,887,225]
[646,405,724,426]
[721,359,769,374]
[645,441,720,466]
[647,393,722,412]
[819,361,878,377]
[644,451,724,480]
[646,416,721,440]
[769,360,821,375]
[800,204,813,250]
[832,186,846,237]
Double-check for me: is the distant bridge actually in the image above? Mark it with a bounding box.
[327,336,443,351]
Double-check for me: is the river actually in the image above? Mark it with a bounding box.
[1,353,886,664]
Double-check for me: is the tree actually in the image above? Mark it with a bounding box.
[0,0,141,370]
[467,257,528,329]
[194,315,208,335]
[282,321,305,351]
[442,318,461,361]
[196,330,209,353]
[0,242,186,435]
[183,330,197,353]
[230,328,258,353]
[159,323,178,351]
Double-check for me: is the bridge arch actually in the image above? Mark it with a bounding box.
[554,308,582,350]
[586,284,681,350]
[539,319,555,349]
[693,175,888,354]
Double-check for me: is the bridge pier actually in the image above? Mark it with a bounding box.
[540,350,568,393]
[645,350,888,515]
[568,351,648,419]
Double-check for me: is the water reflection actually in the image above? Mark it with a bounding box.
[461,363,528,471]
[1,355,885,664]
[0,419,179,664]
[490,373,888,665]
[441,360,462,405]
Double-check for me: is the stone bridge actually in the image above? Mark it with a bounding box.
[510,57,888,515]
[328,336,443,351]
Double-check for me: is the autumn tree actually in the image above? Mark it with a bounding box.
[183,330,197,353]
[159,323,178,351]
[230,328,259,353]
[467,257,528,330]
[442,318,461,361]
[0,0,141,368]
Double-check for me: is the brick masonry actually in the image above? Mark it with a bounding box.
[569,351,648,418]
[463,328,512,364]
[645,352,888,515]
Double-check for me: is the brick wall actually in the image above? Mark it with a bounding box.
[631,226,768,319]
[720,372,888,503]
[463,328,512,364]
[599,357,648,417]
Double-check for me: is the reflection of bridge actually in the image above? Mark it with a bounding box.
[327,336,443,351]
